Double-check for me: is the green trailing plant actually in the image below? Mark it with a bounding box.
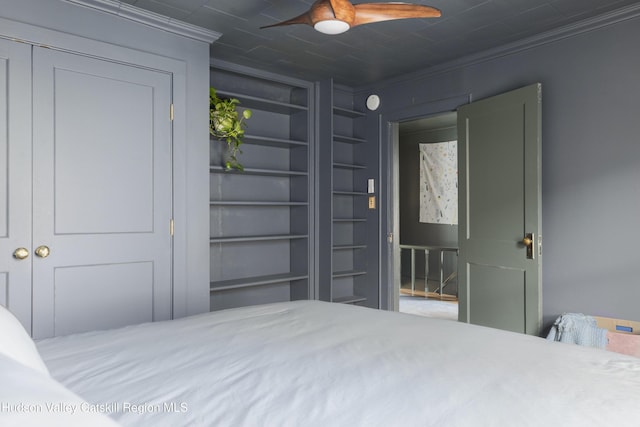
[209,87,252,171]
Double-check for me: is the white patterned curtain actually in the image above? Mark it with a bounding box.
[419,141,458,224]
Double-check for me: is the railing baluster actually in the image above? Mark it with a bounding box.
[411,248,416,294]
[399,244,459,298]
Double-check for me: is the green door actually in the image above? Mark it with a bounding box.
[457,84,542,335]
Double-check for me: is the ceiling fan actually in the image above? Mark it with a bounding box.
[261,0,441,35]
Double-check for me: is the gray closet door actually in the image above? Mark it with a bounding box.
[31,47,173,338]
[457,84,542,335]
[0,40,32,330]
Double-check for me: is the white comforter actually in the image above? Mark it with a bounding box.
[37,301,640,427]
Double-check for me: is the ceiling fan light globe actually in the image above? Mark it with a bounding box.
[314,19,350,35]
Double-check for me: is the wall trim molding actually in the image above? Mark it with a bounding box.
[358,3,640,92]
[64,0,221,44]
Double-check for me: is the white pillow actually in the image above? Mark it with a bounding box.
[0,304,49,375]
[0,353,121,427]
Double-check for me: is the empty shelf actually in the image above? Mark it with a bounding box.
[210,273,309,292]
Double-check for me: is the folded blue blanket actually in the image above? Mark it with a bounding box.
[546,313,608,349]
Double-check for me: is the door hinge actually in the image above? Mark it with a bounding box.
[170,219,174,236]
[388,233,393,243]
[170,104,174,121]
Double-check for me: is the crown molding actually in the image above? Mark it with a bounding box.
[64,0,221,44]
[358,3,640,92]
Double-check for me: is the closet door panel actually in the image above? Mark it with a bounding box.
[0,40,32,331]
[53,262,154,336]
[53,67,155,234]
[31,47,174,338]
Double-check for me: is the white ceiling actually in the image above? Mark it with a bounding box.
[120,0,640,86]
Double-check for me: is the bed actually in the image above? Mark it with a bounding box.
[3,300,640,426]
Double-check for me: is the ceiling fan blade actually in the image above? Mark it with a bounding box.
[260,11,312,29]
[328,0,356,24]
[353,3,441,27]
[261,0,342,30]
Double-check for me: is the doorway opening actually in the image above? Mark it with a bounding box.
[397,112,458,320]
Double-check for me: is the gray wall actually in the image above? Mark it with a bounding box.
[365,10,640,326]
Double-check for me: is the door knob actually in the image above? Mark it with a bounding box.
[13,248,29,260]
[35,245,50,258]
[522,236,533,247]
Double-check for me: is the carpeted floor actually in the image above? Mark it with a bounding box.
[399,295,458,321]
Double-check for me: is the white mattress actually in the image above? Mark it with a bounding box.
[37,301,640,426]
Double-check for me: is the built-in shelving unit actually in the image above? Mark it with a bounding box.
[209,60,314,311]
[318,80,376,307]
